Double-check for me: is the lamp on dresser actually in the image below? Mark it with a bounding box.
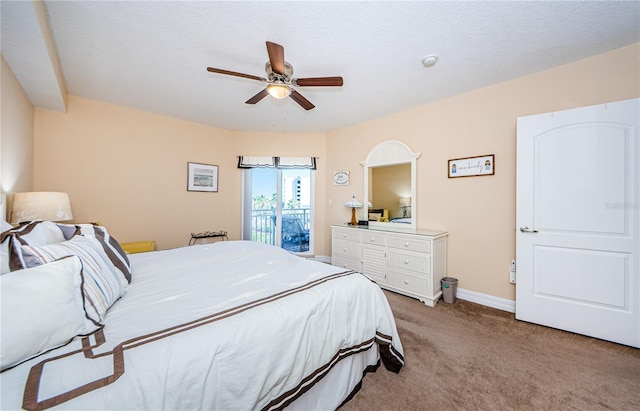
[344,195,362,225]
[399,196,411,218]
[10,192,73,224]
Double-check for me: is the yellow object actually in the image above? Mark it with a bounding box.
[368,209,389,222]
[121,240,157,254]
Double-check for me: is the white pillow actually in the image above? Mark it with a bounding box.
[1,221,66,274]
[1,219,11,232]
[0,256,97,371]
[13,221,65,246]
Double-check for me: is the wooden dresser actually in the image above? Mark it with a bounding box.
[332,224,448,307]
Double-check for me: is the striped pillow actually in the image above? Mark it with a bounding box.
[20,235,126,323]
[57,223,131,284]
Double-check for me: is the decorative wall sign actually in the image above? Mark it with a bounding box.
[448,154,494,178]
[333,170,350,185]
[187,162,218,192]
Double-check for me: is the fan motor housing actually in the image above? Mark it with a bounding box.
[265,62,293,82]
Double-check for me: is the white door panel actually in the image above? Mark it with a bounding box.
[535,246,629,308]
[535,125,628,234]
[516,98,639,347]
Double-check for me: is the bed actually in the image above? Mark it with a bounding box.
[0,222,404,410]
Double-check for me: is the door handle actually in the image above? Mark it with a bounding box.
[519,226,538,233]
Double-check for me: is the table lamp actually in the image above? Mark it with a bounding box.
[344,195,362,225]
[10,192,73,224]
[399,196,411,218]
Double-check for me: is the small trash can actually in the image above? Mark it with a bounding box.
[441,277,458,304]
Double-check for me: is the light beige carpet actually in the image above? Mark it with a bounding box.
[341,291,640,410]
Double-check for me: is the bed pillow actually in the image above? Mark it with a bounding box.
[1,221,66,274]
[1,219,11,232]
[57,223,131,284]
[20,235,126,323]
[0,256,98,371]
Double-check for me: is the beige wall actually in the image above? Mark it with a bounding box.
[34,95,236,249]
[1,55,35,219]
[33,96,328,251]
[325,43,640,301]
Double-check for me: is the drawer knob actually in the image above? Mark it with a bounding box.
[370,237,375,242]
[404,242,410,247]
[404,260,409,264]
[343,233,347,237]
[343,247,348,252]
[404,279,409,285]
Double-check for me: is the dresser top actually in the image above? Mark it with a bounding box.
[332,224,447,238]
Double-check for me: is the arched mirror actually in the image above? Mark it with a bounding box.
[361,140,420,230]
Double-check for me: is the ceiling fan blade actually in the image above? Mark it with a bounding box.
[245,89,269,105]
[266,41,285,75]
[293,77,344,87]
[207,67,265,82]
[289,90,315,110]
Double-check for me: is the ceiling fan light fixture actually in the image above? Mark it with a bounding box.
[267,82,291,99]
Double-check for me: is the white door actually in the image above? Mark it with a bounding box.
[516,98,639,347]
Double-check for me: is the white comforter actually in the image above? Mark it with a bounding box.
[1,241,403,410]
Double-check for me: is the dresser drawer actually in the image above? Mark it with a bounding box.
[361,231,387,247]
[388,269,432,296]
[333,239,362,259]
[387,234,431,253]
[333,228,363,243]
[387,250,431,274]
[332,256,362,272]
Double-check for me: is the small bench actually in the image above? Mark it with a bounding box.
[121,240,157,254]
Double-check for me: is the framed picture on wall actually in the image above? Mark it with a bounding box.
[187,162,218,192]
[448,154,495,178]
[333,170,350,185]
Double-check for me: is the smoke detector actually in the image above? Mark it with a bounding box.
[422,55,438,68]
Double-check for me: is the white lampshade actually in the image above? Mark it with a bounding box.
[345,196,362,225]
[344,196,363,209]
[10,192,73,224]
[267,82,291,99]
[399,197,411,207]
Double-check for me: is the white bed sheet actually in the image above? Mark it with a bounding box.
[1,241,403,410]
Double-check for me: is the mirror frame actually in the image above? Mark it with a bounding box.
[361,140,420,230]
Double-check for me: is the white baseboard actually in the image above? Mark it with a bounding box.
[456,288,515,313]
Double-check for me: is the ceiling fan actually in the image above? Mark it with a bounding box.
[206,41,343,110]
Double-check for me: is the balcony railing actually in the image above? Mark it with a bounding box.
[250,208,310,253]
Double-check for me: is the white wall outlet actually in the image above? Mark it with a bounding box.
[509,271,516,284]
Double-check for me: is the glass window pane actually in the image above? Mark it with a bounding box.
[281,169,311,253]
[250,168,276,246]
[243,167,313,254]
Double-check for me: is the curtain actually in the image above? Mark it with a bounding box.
[238,156,316,170]
[237,156,276,168]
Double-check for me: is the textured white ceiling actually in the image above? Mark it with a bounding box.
[2,1,638,133]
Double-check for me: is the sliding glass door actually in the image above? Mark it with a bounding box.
[242,167,313,254]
